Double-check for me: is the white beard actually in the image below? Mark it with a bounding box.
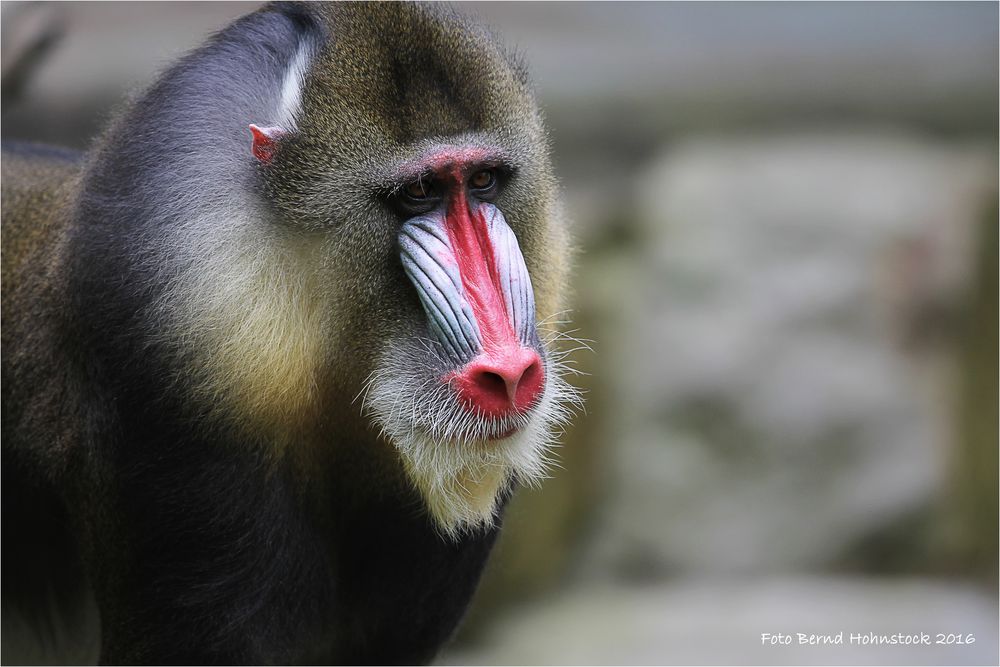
[363,339,581,538]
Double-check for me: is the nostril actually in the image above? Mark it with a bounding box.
[454,350,545,418]
[476,370,509,400]
[518,359,542,401]
[473,359,535,403]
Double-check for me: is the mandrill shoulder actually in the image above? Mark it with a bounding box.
[1,143,86,475]
[1,143,82,294]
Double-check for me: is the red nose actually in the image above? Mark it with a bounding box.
[453,348,544,419]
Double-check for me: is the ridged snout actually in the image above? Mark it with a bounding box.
[399,203,544,420]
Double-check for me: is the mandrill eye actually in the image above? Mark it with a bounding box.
[469,169,496,192]
[404,179,436,200]
[397,176,442,215]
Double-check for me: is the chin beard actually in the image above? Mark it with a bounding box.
[361,339,581,538]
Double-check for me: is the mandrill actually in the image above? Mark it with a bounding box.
[0,1,578,664]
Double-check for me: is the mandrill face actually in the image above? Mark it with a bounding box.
[268,135,578,537]
[362,144,578,535]
[190,4,581,537]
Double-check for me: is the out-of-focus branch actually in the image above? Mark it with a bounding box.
[1,2,66,109]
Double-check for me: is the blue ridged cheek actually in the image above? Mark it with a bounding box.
[398,204,538,366]
[399,213,481,365]
[480,204,536,346]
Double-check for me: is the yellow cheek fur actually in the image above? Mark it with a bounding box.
[167,231,328,449]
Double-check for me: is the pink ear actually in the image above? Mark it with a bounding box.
[248,124,287,163]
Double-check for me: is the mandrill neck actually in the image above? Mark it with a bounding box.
[323,468,508,664]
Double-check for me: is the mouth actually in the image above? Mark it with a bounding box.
[489,424,520,441]
[429,400,536,444]
[414,417,523,447]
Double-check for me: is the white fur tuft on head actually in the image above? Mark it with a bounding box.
[276,42,313,130]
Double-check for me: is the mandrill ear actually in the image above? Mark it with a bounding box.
[248,124,288,163]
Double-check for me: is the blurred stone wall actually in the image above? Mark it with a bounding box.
[584,133,995,576]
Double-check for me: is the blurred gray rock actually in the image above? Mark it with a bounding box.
[585,132,996,576]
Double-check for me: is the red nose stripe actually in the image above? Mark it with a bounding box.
[444,192,516,349]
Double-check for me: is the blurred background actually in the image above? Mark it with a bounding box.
[2,2,997,664]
